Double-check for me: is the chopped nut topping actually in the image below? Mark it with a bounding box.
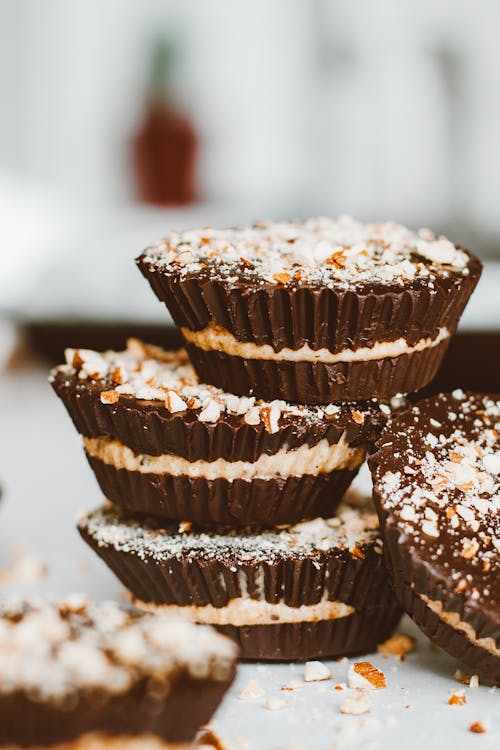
[272,272,290,285]
[198,399,222,423]
[351,410,364,425]
[110,366,125,385]
[461,538,480,560]
[350,545,365,560]
[164,390,186,413]
[325,251,346,268]
[259,403,284,434]
[141,216,471,293]
[100,390,120,405]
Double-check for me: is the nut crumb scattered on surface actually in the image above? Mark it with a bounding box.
[304,660,331,682]
[340,688,372,715]
[469,675,479,689]
[281,679,303,691]
[265,696,287,711]
[333,683,346,691]
[448,690,467,706]
[348,662,386,690]
[238,680,265,701]
[378,633,416,660]
[469,722,486,734]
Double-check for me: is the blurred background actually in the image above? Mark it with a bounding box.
[0,0,499,365]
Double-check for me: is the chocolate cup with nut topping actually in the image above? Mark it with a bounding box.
[370,391,500,681]
[50,340,391,527]
[137,217,481,403]
[0,597,237,748]
[78,492,402,661]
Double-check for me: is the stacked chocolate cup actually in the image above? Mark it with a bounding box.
[51,215,482,662]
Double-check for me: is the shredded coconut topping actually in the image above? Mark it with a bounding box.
[79,491,382,565]
[374,392,500,605]
[51,339,390,430]
[139,215,471,291]
[0,596,236,701]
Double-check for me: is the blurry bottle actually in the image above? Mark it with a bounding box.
[132,37,197,206]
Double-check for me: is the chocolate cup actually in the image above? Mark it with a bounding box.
[213,605,402,661]
[370,391,500,681]
[399,581,500,682]
[51,371,386,460]
[0,673,235,747]
[78,507,397,610]
[374,519,500,681]
[80,511,401,660]
[87,455,359,526]
[185,337,449,403]
[137,254,481,353]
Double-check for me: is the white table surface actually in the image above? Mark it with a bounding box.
[0,368,498,750]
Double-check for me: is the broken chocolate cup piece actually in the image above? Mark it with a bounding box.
[370,391,500,681]
[78,495,402,661]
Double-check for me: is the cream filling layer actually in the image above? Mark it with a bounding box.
[181,324,450,364]
[4,735,187,750]
[84,435,364,481]
[135,597,355,626]
[420,595,500,658]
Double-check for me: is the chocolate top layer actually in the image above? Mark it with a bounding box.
[50,339,393,458]
[371,390,500,621]
[0,596,237,701]
[137,215,477,293]
[79,490,382,565]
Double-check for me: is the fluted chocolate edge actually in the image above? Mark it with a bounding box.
[51,373,386,458]
[137,254,481,352]
[396,581,500,681]
[185,338,449,403]
[86,456,358,526]
[78,515,396,611]
[212,606,402,661]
